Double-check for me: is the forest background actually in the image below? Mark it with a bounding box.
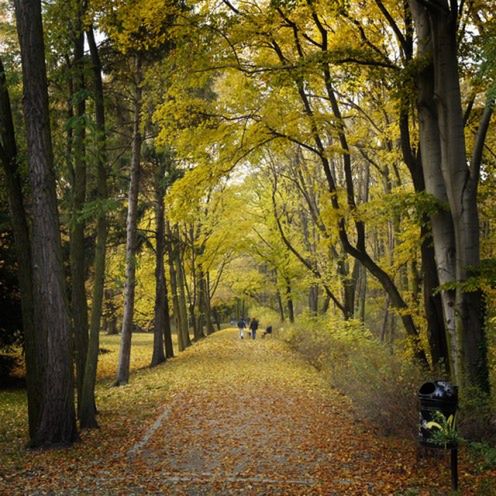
[0,0,496,471]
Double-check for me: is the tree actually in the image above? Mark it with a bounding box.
[79,26,110,428]
[68,0,89,411]
[114,54,143,386]
[150,148,174,366]
[408,0,493,391]
[14,0,78,447]
[0,55,39,434]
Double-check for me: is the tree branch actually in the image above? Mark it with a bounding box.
[470,96,495,184]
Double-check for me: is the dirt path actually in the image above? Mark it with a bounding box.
[120,335,390,495]
[1,329,479,495]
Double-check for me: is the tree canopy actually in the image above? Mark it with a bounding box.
[0,0,494,452]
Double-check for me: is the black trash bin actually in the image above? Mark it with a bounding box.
[418,381,458,448]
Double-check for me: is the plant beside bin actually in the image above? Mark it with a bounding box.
[423,410,460,449]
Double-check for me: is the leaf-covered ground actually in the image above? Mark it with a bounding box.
[0,329,494,494]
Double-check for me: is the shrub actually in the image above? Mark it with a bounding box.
[0,354,19,387]
[281,315,428,438]
[459,387,496,444]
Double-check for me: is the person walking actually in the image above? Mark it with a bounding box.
[237,318,246,339]
[249,317,259,340]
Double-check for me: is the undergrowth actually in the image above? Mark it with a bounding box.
[280,314,496,445]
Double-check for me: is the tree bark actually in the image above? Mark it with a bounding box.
[276,287,285,322]
[151,159,168,366]
[409,1,489,390]
[167,222,184,352]
[69,13,89,411]
[80,27,109,428]
[175,228,191,348]
[114,55,142,386]
[14,0,78,446]
[285,278,295,323]
[399,99,450,368]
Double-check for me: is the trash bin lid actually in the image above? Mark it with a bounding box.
[419,380,458,399]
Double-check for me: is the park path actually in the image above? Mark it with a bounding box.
[88,329,451,494]
[2,329,476,495]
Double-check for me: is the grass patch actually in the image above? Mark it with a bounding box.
[0,332,166,473]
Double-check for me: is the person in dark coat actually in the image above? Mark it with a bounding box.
[237,318,246,339]
[249,317,259,339]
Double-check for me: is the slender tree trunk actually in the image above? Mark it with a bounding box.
[0,56,39,438]
[114,55,142,386]
[187,230,201,341]
[285,279,295,323]
[196,271,206,339]
[167,222,184,352]
[151,161,167,367]
[320,292,331,314]
[276,290,285,321]
[200,270,214,335]
[206,272,215,333]
[79,27,109,428]
[213,308,221,331]
[355,262,366,322]
[163,283,174,359]
[14,0,78,447]
[175,231,191,348]
[70,19,88,411]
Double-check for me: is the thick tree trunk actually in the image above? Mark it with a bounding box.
[14,0,78,447]
[70,21,89,411]
[399,102,450,369]
[114,55,142,386]
[410,1,489,390]
[430,6,488,392]
[0,56,39,438]
[80,27,109,428]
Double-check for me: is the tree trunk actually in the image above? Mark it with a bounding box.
[430,5,489,392]
[340,259,356,319]
[167,222,184,352]
[69,17,89,411]
[354,262,366,322]
[79,27,109,428]
[175,229,191,348]
[151,160,167,367]
[409,1,489,390]
[0,56,39,438]
[276,288,285,322]
[14,0,78,447]
[285,279,295,323]
[114,55,142,386]
[308,285,318,316]
[200,270,214,335]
